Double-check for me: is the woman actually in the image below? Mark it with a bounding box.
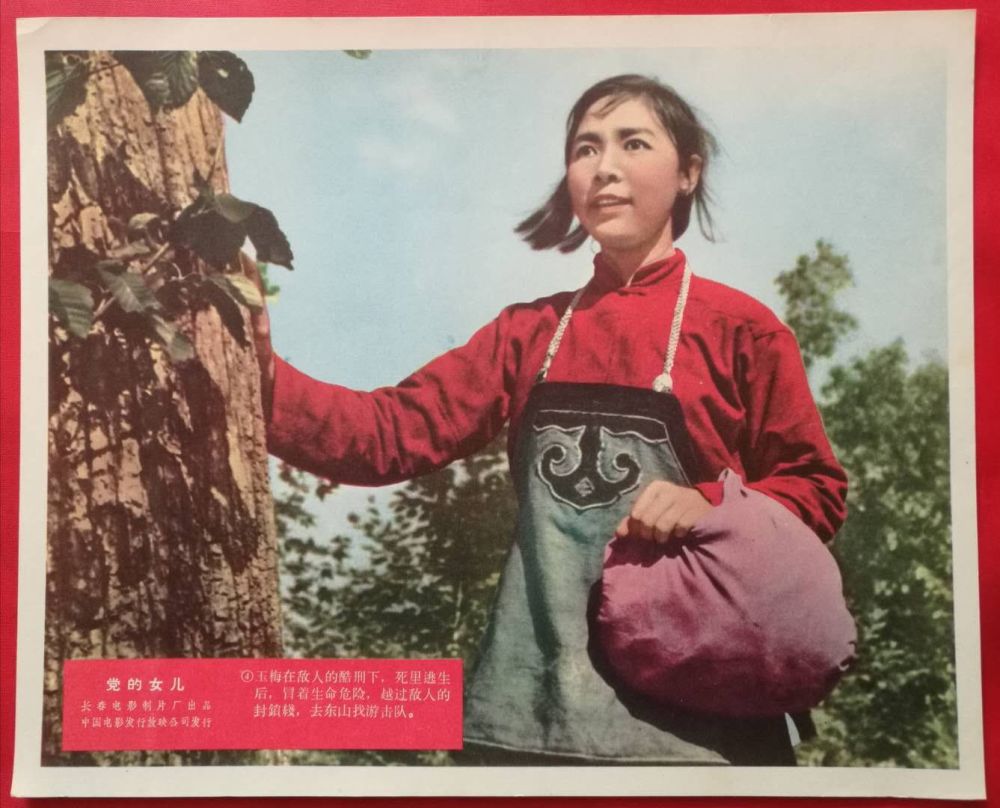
[252,74,848,766]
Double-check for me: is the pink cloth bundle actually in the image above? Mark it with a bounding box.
[594,470,857,718]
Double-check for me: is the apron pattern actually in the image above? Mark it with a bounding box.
[534,410,681,511]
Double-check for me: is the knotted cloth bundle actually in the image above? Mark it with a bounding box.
[593,469,857,718]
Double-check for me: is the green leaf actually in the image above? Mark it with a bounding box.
[46,52,89,129]
[169,197,247,266]
[219,273,263,309]
[344,50,372,60]
[256,261,281,299]
[127,212,165,242]
[147,313,195,362]
[214,192,257,224]
[49,278,94,338]
[155,51,201,109]
[202,276,249,346]
[197,51,255,122]
[99,268,161,313]
[245,205,294,269]
[113,51,200,112]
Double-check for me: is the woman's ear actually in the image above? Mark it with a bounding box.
[680,154,704,196]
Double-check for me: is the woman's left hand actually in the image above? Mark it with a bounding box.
[615,481,713,544]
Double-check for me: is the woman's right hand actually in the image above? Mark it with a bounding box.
[239,251,276,420]
[615,480,712,544]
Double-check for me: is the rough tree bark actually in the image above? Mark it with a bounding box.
[44,53,282,763]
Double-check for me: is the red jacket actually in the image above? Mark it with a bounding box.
[267,249,848,541]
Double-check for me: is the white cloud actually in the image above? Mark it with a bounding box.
[383,73,461,134]
[355,134,432,175]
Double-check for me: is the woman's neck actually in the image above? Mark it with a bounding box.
[600,240,677,286]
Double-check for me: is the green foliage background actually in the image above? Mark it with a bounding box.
[275,241,957,768]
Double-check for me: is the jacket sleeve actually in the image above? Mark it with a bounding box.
[694,327,848,542]
[265,310,512,485]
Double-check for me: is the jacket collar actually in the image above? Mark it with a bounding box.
[590,248,686,294]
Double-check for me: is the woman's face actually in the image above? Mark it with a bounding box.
[566,95,700,264]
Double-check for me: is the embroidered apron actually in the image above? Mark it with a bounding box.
[463,265,791,764]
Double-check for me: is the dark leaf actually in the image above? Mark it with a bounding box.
[171,190,293,270]
[49,278,94,338]
[246,205,294,269]
[344,50,372,60]
[99,268,161,313]
[52,243,101,278]
[147,313,195,362]
[127,212,166,243]
[197,51,255,122]
[214,192,257,224]
[202,276,249,346]
[113,51,200,112]
[156,50,201,109]
[170,198,247,266]
[46,52,89,129]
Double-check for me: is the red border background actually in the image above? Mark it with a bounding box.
[1,1,996,806]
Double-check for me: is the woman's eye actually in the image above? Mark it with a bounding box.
[624,139,651,151]
[573,144,597,159]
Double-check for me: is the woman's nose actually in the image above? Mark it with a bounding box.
[595,148,622,182]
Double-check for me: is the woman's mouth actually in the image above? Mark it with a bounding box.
[591,195,630,210]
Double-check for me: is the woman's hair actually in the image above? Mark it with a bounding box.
[516,74,719,252]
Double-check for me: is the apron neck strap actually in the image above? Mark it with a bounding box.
[652,262,692,394]
[535,263,693,395]
[535,285,586,384]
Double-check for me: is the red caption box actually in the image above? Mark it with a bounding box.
[62,658,463,751]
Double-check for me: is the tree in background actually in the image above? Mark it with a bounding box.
[800,351,955,766]
[277,240,957,768]
[275,440,514,764]
[281,440,513,662]
[774,240,857,372]
[777,242,956,767]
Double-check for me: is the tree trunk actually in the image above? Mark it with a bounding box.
[44,53,282,763]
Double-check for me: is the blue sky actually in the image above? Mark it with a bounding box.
[223,46,947,531]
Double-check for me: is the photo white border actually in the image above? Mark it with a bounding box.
[14,11,982,798]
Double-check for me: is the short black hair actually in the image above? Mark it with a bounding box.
[516,74,718,252]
